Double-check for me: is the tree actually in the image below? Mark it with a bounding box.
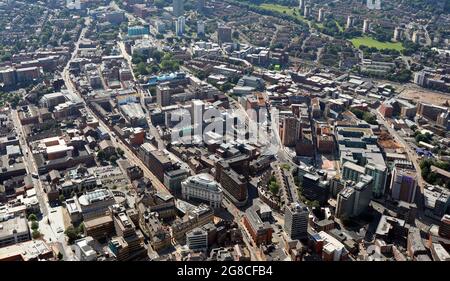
[57,252,64,260]
[97,149,106,160]
[59,194,65,202]
[136,62,149,76]
[109,155,118,164]
[32,230,41,239]
[77,223,85,234]
[65,226,79,243]
[116,148,125,158]
[31,221,39,230]
[28,214,37,221]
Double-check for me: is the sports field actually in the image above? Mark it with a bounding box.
[350,36,404,51]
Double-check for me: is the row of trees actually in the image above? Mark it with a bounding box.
[28,214,41,239]
[65,223,85,244]
[420,159,450,188]
[350,108,378,125]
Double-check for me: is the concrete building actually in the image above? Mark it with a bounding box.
[217,25,232,44]
[0,215,30,248]
[284,202,309,240]
[363,19,369,33]
[346,15,353,29]
[317,8,324,22]
[78,189,116,220]
[40,92,66,109]
[336,124,387,197]
[390,167,417,203]
[73,237,97,261]
[138,146,173,183]
[175,16,185,37]
[0,240,53,261]
[417,102,448,122]
[109,206,147,261]
[303,5,311,18]
[186,227,208,252]
[439,215,450,238]
[182,173,223,208]
[164,168,189,195]
[197,20,205,35]
[335,175,373,218]
[393,27,403,41]
[242,204,273,246]
[316,231,349,261]
[280,116,301,147]
[156,84,172,107]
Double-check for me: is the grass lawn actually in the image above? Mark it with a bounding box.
[335,20,344,32]
[350,36,404,51]
[260,3,309,23]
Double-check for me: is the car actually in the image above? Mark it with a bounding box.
[31,173,39,179]
[56,227,63,233]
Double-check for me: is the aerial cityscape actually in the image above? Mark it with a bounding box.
[0,0,449,263]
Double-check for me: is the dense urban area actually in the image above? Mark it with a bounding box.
[0,0,449,262]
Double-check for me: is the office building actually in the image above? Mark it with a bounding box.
[284,202,309,240]
[197,20,205,36]
[171,204,214,242]
[182,173,223,208]
[164,168,189,195]
[73,237,97,261]
[242,205,273,246]
[0,215,30,248]
[346,15,353,29]
[78,189,116,220]
[390,166,417,203]
[417,102,448,122]
[175,16,185,36]
[217,25,232,44]
[316,231,349,261]
[127,25,149,37]
[0,240,53,261]
[407,227,427,259]
[363,19,369,33]
[186,227,208,252]
[336,123,387,197]
[439,215,450,238]
[109,207,147,261]
[393,27,403,41]
[138,145,173,182]
[303,5,311,18]
[317,8,324,22]
[336,175,373,218]
[280,116,301,147]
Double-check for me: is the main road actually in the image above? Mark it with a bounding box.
[62,18,169,194]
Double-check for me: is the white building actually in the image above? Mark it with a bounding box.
[197,20,205,35]
[73,237,97,261]
[175,16,185,36]
[186,227,208,251]
[181,173,223,208]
